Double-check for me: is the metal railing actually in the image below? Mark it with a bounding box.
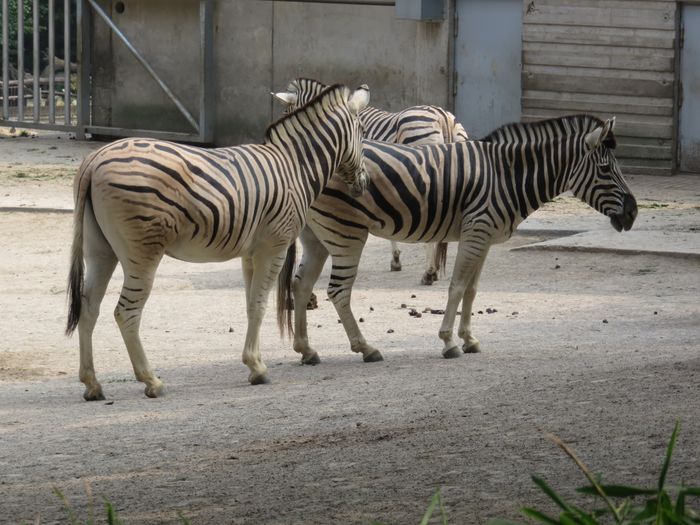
[0,0,213,142]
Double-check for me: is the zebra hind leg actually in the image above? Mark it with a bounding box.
[293,229,330,364]
[457,250,489,355]
[114,258,166,398]
[78,204,118,401]
[390,241,402,271]
[420,243,439,285]
[438,236,487,359]
[327,243,383,363]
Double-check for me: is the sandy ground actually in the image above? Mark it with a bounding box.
[0,134,699,524]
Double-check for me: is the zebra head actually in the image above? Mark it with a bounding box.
[569,117,637,232]
[337,85,371,197]
[272,78,327,114]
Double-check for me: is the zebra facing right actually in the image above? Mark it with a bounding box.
[287,114,637,364]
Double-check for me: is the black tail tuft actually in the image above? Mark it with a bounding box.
[276,242,297,338]
[65,254,84,335]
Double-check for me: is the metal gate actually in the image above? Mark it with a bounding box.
[0,0,213,142]
[679,3,700,173]
[453,0,522,139]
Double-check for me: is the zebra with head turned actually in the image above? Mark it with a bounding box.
[65,84,369,400]
[273,77,468,285]
[282,114,637,364]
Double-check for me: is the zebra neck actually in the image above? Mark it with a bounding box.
[268,120,344,200]
[502,139,572,221]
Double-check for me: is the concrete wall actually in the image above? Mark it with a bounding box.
[91,0,452,146]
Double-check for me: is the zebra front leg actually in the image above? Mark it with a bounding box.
[457,248,489,354]
[327,244,383,362]
[438,236,488,359]
[293,228,330,365]
[390,240,402,271]
[242,249,286,385]
[78,207,118,401]
[114,259,165,398]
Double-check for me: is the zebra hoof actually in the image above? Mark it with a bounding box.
[302,352,321,365]
[250,374,271,385]
[463,342,481,354]
[421,272,437,286]
[442,346,462,359]
[83,388,106,402]
[390,261,402,272]
[144,381,165,398]
[363,350,384,363]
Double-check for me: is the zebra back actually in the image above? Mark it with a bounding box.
[274,77,469,146]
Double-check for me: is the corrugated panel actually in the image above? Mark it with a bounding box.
[522,0,677,175]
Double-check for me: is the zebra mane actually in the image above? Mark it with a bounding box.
[264,83,348,144]
[480,114,617,149]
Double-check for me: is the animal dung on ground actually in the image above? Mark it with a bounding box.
[408,308,422,318]
[411,294,416,298]
[485,308,497,314]
[602,319,609,324]
[430,309,444,315]
[359,317,365,323]
[228,326,234,333]
[387,328,394,333]
[400,303,407,308]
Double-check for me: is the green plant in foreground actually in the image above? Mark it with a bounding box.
[371,487,449,525]
[489,421,700,525]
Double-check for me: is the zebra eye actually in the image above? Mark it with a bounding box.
[599,162,611,174]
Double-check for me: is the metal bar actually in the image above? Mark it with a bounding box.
[76,0,90,138]
[0,118,79,132]
[17,0,24,121]
[199,0,214,142]
[2,0,9,119]
[33,0,39,122]
[48,0,55,123]
[85,125,205,142]
[86,0,199,132]
[260,0,394,4]
[64,0,70,124]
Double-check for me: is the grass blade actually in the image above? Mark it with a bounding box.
[532,475,575,514]
[577,485,656,498]
[419,488,441,525]
[52,487,79,525]
[521,506,560,524]
[658,421,680,494]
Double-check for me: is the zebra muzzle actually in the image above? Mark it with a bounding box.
[610,193,637,232]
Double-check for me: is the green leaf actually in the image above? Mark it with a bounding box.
[486,520,526,525]
[559,511,588,525]
[532,475,576,514]
[521,507,561,524]
[659,421,681,494]
[577,485,657,498]
[419,488,442,525]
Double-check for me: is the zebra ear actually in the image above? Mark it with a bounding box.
[348,85,370,115]
[272,91,297,106]
[585,117,616,150]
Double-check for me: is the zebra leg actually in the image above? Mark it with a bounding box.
[420,243,439,285]
[438,237,487,359]
[242,248,286,385]
[78,204,118,401]
[293,228,330,365]
[390,241,402,271]
[457,249,489,354]
[114,259,165,398]
[327,240,383,363]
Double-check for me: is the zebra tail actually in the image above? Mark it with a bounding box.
[434,242,448,277]
[276,241,297,338]
[65,160,93,336]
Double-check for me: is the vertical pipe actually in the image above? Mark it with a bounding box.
[48,0,54,123]
[76,0,89,138]
[17,0,24,121]
[32,0,38,122]
[199,0,214,142]
[2,0,9,119]
[64,0,69,124]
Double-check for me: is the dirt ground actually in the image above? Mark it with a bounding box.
[0,134,699,524]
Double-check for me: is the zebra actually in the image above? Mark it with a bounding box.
[65,84,370,400]
[283,114,637,365]
[273,77,469,285]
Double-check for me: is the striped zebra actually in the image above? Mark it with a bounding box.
[284,114,637,364]
[65,84,369,400]
[273,77,468,285]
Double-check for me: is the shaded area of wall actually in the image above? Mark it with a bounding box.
[522,0,677,176]
[90,0,450,146]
